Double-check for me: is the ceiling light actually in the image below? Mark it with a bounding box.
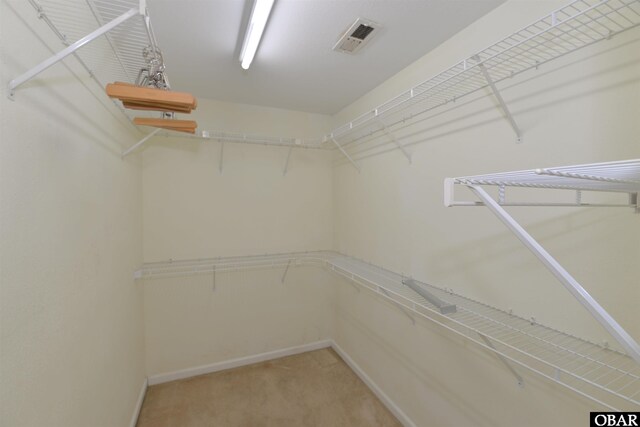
[239,0,275,70]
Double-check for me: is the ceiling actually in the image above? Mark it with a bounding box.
[148,0,505,115]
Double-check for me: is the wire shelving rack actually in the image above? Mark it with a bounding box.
[9,0,166,120]
[325,0,640,165]
[446,159,640,207]
[135,250,640,410]
[11,0,640,157]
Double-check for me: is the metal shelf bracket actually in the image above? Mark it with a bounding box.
[218,141,224,174]
[122,128,161,158]
[476,59,522,143]
[478,333,525,387]
[467,184,640,364]
[331,136,361,173]
[283,147,293,176]
[281,259,292,284]
[378,121,412,164]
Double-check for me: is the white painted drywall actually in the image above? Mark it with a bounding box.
[0,2,145,426]
[142,98,334,261]
[330,0,640,424]
[143,267,334,376]
[141,99,335,375]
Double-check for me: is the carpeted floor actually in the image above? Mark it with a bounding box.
[136,348,401,427]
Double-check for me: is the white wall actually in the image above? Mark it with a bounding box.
[143,98,333,261]
[0,1,145,426]
[144,267,334,376]
[331,0,640,425]
[141,99,335,375]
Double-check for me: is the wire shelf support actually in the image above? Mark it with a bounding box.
[445,159,640,365]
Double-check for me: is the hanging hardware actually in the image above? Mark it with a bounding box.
[135,46,169,89]
[478,333,524,387]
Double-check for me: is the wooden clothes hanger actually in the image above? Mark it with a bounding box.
[106,82,199,133]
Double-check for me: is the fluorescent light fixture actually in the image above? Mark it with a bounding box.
[239,0,275,70]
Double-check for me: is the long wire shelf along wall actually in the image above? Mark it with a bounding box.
[135,250,640,411]
[445,159,640,390]
[326,0,640,168]
[8,0,168,121]
[131,0,640,162]
[10,0,640,160]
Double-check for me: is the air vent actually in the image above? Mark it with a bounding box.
[333,18,381,54]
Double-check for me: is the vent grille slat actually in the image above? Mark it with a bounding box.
[351,24,375,40]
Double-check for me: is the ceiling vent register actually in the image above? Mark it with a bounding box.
[333,18,380,54]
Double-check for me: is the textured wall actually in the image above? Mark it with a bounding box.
[0,2,145,426]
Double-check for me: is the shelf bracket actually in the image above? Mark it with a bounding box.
[476,62,522,143]
[122,128,161,158]
[281,259,292,284]
[478,333,524,387]
[331,137,361,173]
[218,142,224,174]
[403,279,456,314]
[467,184,640,364]
[378,121,412,164]
[283,147,293,176]
[379,287,415,325]
[7,7,140,98]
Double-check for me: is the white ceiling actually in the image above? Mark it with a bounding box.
[148,0,505,114]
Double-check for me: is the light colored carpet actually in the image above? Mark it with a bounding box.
[136,348,402,427]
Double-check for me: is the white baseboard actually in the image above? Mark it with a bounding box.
[330,341,416,427]
[142,339,414,427]
[129,377,148,427]
[147,340,332,386]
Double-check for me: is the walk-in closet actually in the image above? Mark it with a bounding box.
[1,0,639,426]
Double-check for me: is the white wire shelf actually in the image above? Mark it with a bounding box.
[13,0,640,158]
[10,0,165,121]
[446,159,640,208]
[136,250,640,410]
[326,0,640,155]
[155,130,333,150]
[455,159,640,193]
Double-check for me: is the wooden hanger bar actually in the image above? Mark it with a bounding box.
[133,117,197,134]
[106,82,197,112]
